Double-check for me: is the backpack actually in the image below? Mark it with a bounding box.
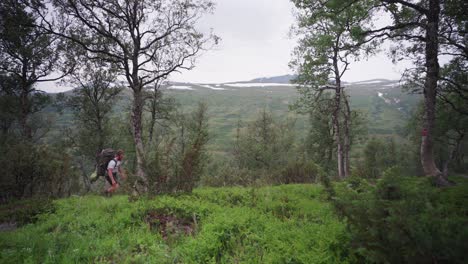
[90,148,116,182]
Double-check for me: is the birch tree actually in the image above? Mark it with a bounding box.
[33,0,217,193]
[290,0,374,178]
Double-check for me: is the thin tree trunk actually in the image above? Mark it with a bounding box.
[421,0,449,186]
[333,52,344,179]
[343,91,351,178]
[332,95,344,179]
[131,88,148,194]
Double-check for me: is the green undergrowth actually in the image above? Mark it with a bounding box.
[0,198,54,226]
[0,184,353,263]
[332,173,468,263]
[3,177,466,263]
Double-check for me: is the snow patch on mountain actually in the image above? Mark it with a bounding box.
[378,91,403,107]
[378,92,392,104]
[200,84,226,90]
[224,83,295,88]
[352,80,386,85]
[383,83,399,87]
[167,85,194,90]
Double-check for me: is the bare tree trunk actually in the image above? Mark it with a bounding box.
[421,0,448,186]
[131,88,148,193]
[333,54,344,179]
[343,91,351,178]
[333,88,344,179]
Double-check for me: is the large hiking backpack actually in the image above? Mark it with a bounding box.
[90,148,117,183]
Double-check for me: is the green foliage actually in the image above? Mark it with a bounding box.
[301,93,367,174]
[354,137,419,178]
[290,0,376,88]
[0,185,353,263]
[47,81,419,169]
[0,0,63,139]
[199,157,257,187]
[279,158,324,184]
[0,140,80,200]
[332,173,468,263]
[0,198,54,227]
[65,61,123,156]
[53,62,124,193]
[0,73,52,140]
[147,102,210,194]
[203,109,312,187]
[234,109,296,171]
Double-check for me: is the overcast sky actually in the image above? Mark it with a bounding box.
[171,0,414,84]
[39,0,413,93]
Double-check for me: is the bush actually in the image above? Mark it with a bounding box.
[354,138,420,179]
[278,159,323,184]
[332,170,468,263]
[0,141,79,200]
[146,102,209,194]
[0,198,54,227]
[200,160,257,187]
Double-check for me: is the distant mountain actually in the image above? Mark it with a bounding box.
[247,74,296,84]
[348,79,394,84]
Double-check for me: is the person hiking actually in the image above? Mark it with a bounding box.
[105,149,125,194]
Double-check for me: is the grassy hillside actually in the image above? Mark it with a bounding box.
[2,176,467,263]
[47,79,420,154]
[0,185,351,263]
[155,80,419,153]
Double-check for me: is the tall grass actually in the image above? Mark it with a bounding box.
[0,185,352,263]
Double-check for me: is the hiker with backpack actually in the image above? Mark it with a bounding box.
[90,148,127,195]
[105,149,126,194]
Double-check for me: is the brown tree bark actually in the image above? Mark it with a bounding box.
[421,0,450,186]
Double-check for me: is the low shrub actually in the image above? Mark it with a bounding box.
[0,198,54,227]
[332,169,468,263]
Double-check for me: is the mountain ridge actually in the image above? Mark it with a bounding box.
[44,74,401,94]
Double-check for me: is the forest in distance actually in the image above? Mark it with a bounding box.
[1,0,467,263]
